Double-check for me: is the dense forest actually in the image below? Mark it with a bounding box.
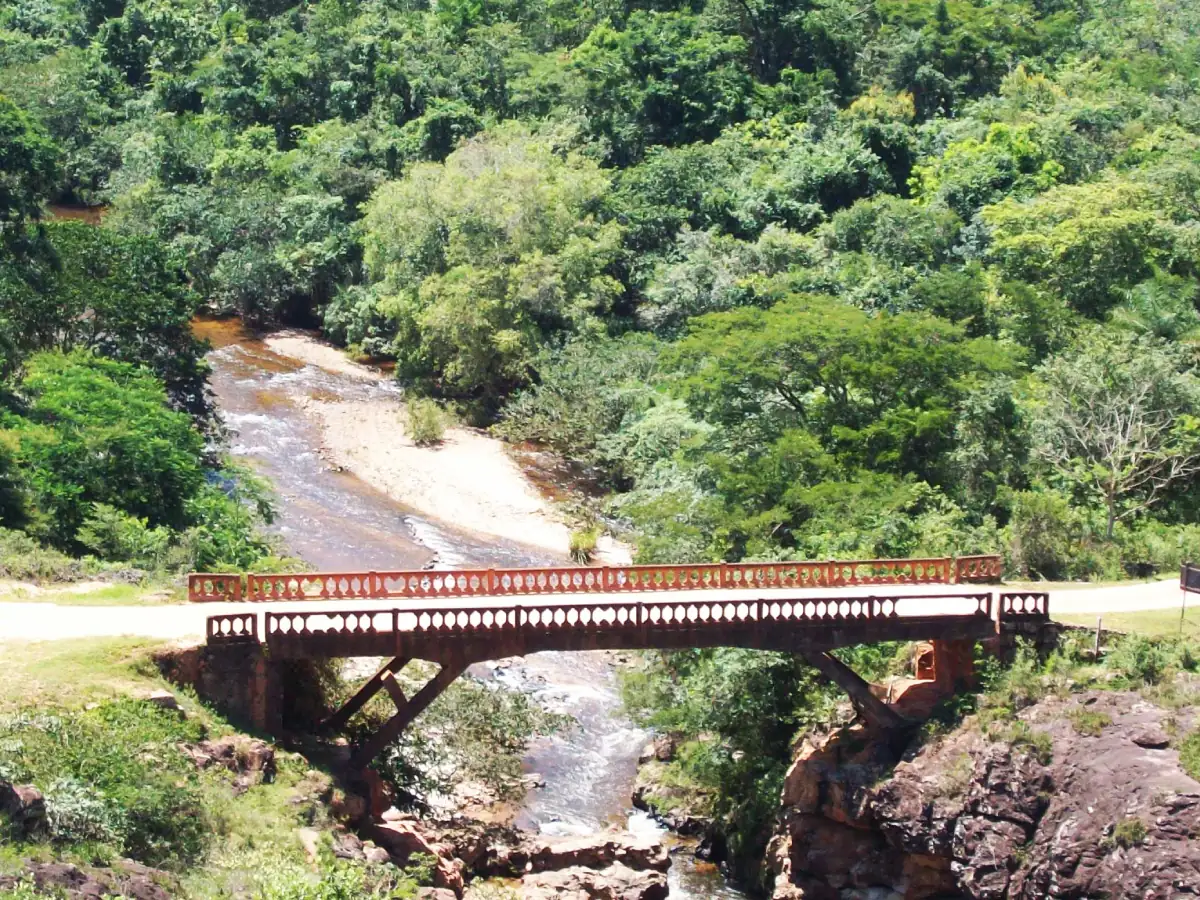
[2,0,1199,890]
[3,0,1200,582]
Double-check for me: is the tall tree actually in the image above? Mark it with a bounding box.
[0,94,58,247]
[1029,332,1200,539]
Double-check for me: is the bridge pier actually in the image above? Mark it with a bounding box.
[155,642,284,736]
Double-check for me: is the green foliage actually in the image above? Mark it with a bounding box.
[1111,817,1147,849]
[1004,720,1054,764]
[0,221,207,412]
[250,856,419,900]
[1,0,1196,588]
[1006,489,1075,580]
[1105,634,1198,685]
[0,527,81,580]
[0,351,274,570]
[569,11,752,165]
[404,398,446,447]
[620,646,895,878]
[355,124,621,407]
[347,669,568,804]
[568,525,600,563]
[6,351,204,547]
[1178,731,1200,782]
[1028,332,1200,540]
[0,699,212,867]
[77,503,172,567]
[0,93,57,244]
[1068,708,1111,736]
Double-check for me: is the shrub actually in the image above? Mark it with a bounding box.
[1006,489,1075,580]
[251,854,420,900]
[0,527,82,581]
[1112,817,1147,849]
[1106,634,1197,685]
[569,526,601,564]
[8,351,205,548]
[1178,731,1200,781]
[1068,708,1112,736]
[981,639,1045,713]
[1005,720,1053,764]
[0,699,212,867]
[77,503,171,567]
[405,398,446,446]
[43,776,125,844]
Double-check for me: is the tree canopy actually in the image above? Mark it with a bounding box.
[1,0,1199,579]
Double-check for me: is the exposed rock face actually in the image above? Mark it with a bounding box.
[767,690,1200,899]
[184,736,277,792]
[518,862,669,900]
[517,833,670,873]
[0,860,175,900]
[632,758,712,836]
[438,826,671,898]
[370,813,467,896]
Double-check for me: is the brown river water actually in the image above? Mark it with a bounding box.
[195,318,747,899]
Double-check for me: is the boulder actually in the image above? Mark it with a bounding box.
[505,832,669,875]
[370,818,465,896]
[637,735,678,765]
[0,781,47,837]
[185,736,276,788]
[519,862,668,900]
[0,860,175,900]
[1130,726,1170,749]
[362,843,392,864]
[146,689,181,714]
[331,829,365,861]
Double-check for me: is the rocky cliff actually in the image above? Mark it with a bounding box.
[766,689,1200,899]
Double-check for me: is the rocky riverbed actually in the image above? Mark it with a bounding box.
[194,319,745,899]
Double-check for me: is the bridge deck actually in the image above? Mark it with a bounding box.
[208,588,1048,663]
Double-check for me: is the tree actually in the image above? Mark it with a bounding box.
[0,221,207,414]
[1029,332,1200,539]
[0,93,58,246]
[356,125,622,407]
[981,173,1176,319]
[668,295,1017,483]
[5,351,205,548]
[570,12,753,165]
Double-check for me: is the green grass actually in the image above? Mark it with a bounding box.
[0,638,177,711]
[0,638,419,899]
[1057,606,1200,640]
[1111,818,1147,849]
[1068,708,1112,736]
[0,581,184,606]
[1178,731,1200,781]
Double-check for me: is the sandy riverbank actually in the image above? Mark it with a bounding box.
[262,331,631,565]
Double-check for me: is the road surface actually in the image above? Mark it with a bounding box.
[0,578,1186,643]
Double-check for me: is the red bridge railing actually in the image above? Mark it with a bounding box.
[189,555,1002,603]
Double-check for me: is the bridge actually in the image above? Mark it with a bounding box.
[191,555,1050,770]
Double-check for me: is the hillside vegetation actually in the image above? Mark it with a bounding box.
[2,0,1200,580]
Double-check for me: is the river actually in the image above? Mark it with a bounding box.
[195,319,747,899]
